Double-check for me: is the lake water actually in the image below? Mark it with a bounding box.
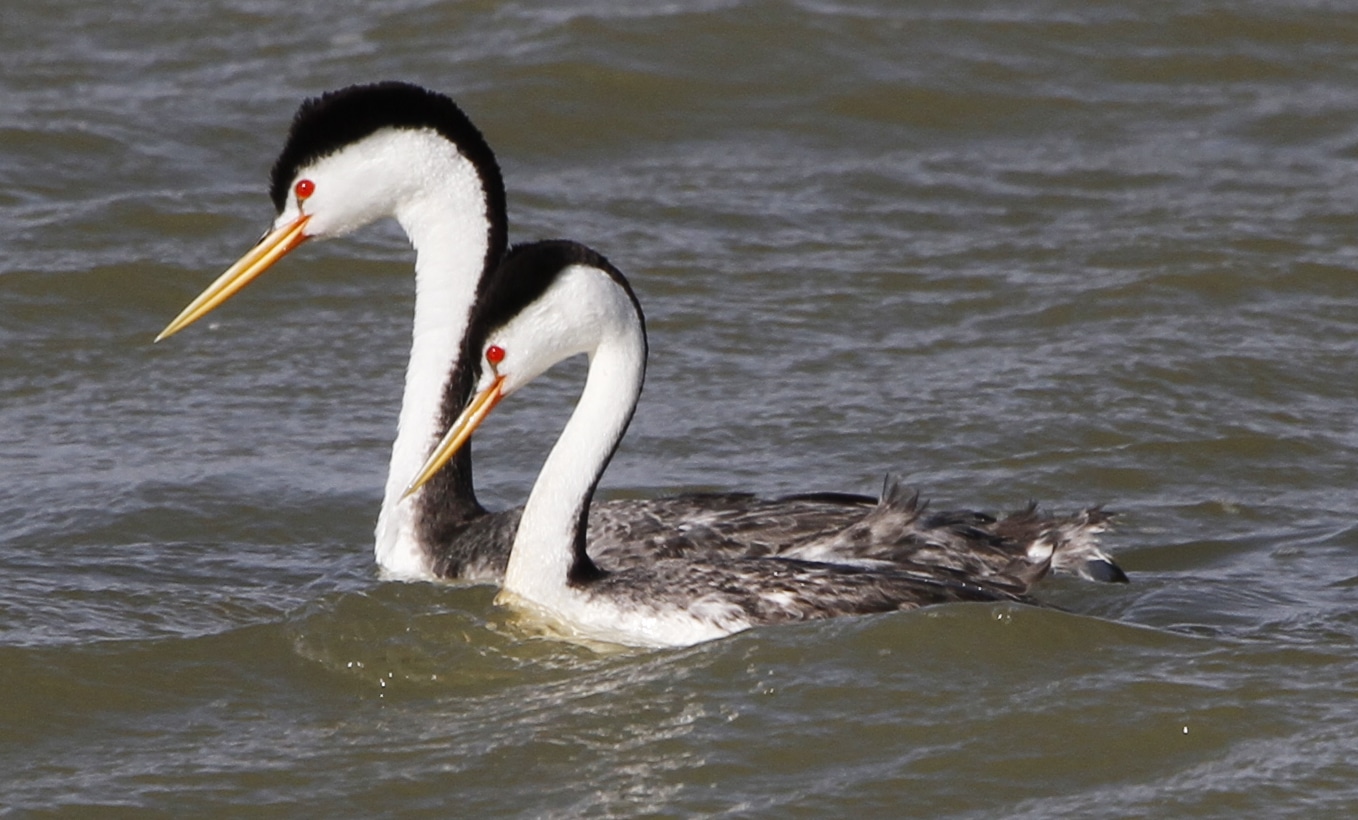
[3,1,1357,816]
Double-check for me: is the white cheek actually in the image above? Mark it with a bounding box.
[302,190,366,236]
[274,204,304,230]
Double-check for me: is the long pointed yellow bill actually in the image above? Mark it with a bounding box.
[402,374,507,499]
[155,214,312,342]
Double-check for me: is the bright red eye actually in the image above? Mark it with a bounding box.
[294,179,315,200]
[486,345,505,365]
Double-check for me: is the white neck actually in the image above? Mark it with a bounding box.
[501,309,646,608]
[373,181,492,579]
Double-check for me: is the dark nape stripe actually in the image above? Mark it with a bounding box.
[458,240,646,585]
[256,83,514,550]
[422,241,647,571]
[423,241,644,557]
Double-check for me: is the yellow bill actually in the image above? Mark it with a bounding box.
[402,374,508,499]
[155,214,312,342]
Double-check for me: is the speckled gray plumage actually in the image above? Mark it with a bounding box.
[573,552,1029,629]
[427,478,1118,591]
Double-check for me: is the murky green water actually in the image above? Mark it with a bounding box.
[3,1,1357,816]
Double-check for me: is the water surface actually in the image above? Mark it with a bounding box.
[3,1,1357,816]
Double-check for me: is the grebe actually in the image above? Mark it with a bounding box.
[408,240,1076,647]
[157,82,1124,586]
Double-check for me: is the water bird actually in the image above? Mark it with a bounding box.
[406,239,1106,646]
[157,81,1124,588]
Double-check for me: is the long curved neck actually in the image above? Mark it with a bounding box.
[502,327,646,606]
[374,177,502,579]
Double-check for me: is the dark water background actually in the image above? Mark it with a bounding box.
[3,1,1357,816]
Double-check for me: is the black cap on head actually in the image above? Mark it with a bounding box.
[267,82,505,220]
[468,240,644,356]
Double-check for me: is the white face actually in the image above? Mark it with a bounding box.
[272,128,477,240]
[475,264,641,397]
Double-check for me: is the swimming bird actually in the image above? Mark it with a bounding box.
[406,240,1078,646]
[157,82,1124,586]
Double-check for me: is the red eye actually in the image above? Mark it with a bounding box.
[294,179,315,200]
[486,345,505,365]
